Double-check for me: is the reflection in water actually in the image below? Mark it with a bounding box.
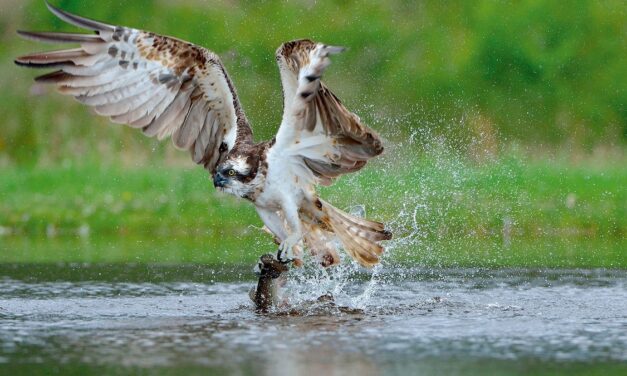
[0,266,626,375]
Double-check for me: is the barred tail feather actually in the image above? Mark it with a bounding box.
[321,199,392,267]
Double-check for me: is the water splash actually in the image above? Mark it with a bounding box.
[271,106,525,313]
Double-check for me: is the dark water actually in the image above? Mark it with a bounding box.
[0,264,626,375]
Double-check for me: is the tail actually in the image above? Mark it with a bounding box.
[320,199,392,267]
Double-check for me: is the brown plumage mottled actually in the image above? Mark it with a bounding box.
[15,1,252,175]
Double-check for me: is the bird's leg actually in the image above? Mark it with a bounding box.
[256,207,288,244]
[277,201,303,264]
[256,207,297,264]
[277,233,301,263]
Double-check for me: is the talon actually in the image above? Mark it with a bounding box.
[277,237,298,264]
[276,246,294,264]
[257,253,289,278]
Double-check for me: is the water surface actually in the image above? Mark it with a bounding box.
[1,264,625,375]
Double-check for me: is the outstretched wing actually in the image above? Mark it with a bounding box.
[15,1,252,174]
[273,39,384,186]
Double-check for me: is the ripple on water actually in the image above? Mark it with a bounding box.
[0,267,626,373]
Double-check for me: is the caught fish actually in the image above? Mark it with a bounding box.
[250,254,289,312]
[249,254,365,315]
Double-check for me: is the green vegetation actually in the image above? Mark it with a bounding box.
[0,1,624,268]
[1,157,624,268]
[1,0,625,167]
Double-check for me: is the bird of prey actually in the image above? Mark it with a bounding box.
[16,2,392,267]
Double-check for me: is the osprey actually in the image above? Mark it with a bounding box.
[16,2,392,267]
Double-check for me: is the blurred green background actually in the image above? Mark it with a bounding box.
[0,0,625,268]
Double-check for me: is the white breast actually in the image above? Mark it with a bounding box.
[257,144,313,210]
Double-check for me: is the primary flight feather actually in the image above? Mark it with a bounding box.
[16,1,392,267]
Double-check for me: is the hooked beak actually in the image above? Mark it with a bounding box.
[213,172,228,188]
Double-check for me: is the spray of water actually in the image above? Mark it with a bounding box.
[268,104,503,313]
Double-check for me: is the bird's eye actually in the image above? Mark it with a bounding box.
[228,169,236,177]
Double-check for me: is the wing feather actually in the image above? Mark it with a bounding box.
[43,0,116,32]
[174,95,208,149]
[17,30,105,44]
[77,78,154,106]
[274,39,384,186]
[142,88,191,138]
[16,2,252,173]
[109,82,169,125]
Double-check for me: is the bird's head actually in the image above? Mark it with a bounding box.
[213,154,261,199]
